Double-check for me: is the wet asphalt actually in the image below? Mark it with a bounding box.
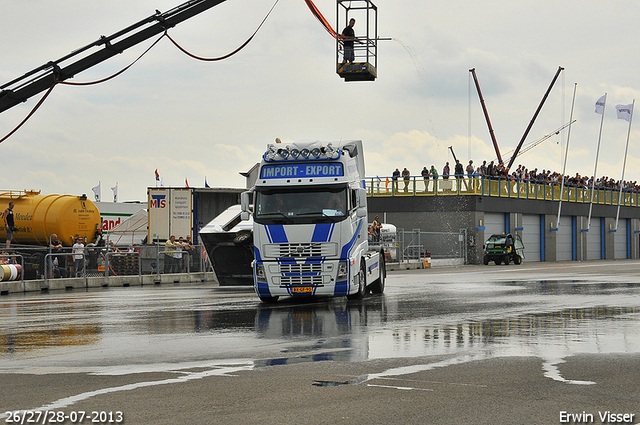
[0,260,639,424]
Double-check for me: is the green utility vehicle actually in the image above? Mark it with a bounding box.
[483,233,525,265]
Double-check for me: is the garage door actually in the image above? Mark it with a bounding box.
[557,216,574,261]
[586,218,602,260]
[522,214,541,262]
[614,218,628,259]
[483,212,506,240]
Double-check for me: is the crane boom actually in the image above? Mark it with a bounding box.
[469,68,502,165]
[506,66,564,171]
[0,0,228,114]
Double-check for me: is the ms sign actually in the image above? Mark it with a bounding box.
[150,194,167,208]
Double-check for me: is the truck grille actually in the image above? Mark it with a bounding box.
[278,263,323,274]
[264,243,337,258]
[279,275,324,286]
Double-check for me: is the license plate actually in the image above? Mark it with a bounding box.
[291,286,313,293]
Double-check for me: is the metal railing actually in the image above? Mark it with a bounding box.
[366,175,640,207]
[44,252,86,285]
[31,243,210,282]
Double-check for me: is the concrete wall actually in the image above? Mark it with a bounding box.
[0,272,219,295]
[368,194,640,264]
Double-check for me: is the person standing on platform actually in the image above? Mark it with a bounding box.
[430,165,438,179]
[4,201,15,249]
[392,168,400,193]
[443,162,450,179]
[402,168,411,192]
[421,166,430,192]
[341,18,357,64]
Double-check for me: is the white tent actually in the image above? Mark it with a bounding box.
[107,209,148,246]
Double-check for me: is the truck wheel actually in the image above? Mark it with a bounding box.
[370,254,385,294]
[503,255,510,265]
[514,255,522,265]
[347,263,367,300]
[259,296,279,304]
[483,256,489,265]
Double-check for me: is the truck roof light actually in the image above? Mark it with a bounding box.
[300,148,310,159]
[290,149,300,159]
[277,148,289,159]
[311,147,321,158]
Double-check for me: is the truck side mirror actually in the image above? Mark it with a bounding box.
[240,191,252,221]
[356,188,367,217]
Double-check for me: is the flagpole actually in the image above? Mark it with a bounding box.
[615,99,635,231]
[555,83,577,230]
[587,93,607,231]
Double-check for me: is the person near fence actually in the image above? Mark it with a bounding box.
[454,160,464,178]
[164,236,176,273]
[421,166,430,192]
[49,234,66,278]
[392,168,400,192]
[72,237,85,277]
[430,165,438,180]
[402,168,411,192]
[184,235,194,272]
[466,160,474,176]
[442,162,450,179]
[174,237,185,273]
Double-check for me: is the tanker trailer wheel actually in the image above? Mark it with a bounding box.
[347,262,367,300]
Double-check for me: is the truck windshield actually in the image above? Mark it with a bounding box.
[255,186,349,224]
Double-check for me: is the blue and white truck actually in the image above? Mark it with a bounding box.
[241,140,385,303]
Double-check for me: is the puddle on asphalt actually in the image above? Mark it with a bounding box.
[1,284,639,366]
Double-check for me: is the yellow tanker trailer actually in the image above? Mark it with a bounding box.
[0,190,101,246]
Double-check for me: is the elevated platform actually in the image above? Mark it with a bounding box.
[337,62,377,82]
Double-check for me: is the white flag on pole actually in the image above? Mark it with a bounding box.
[111,182,118,202]
[91,182,101,202]
[595,95,606,115]
[616,103,633,122]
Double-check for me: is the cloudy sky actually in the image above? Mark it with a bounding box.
[1,0,640,202]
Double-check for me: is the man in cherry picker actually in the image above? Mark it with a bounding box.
[341,18,356,64]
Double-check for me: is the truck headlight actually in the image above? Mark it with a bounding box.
[337,261,348,279]
[256,264,267,282]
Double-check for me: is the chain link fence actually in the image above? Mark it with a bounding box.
[396,228,468,264]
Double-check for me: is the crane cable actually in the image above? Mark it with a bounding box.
[0,0,281,144]
[167,0,280,61]
[0,33,164,144]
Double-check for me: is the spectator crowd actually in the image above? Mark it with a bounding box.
[390,158,640,192]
